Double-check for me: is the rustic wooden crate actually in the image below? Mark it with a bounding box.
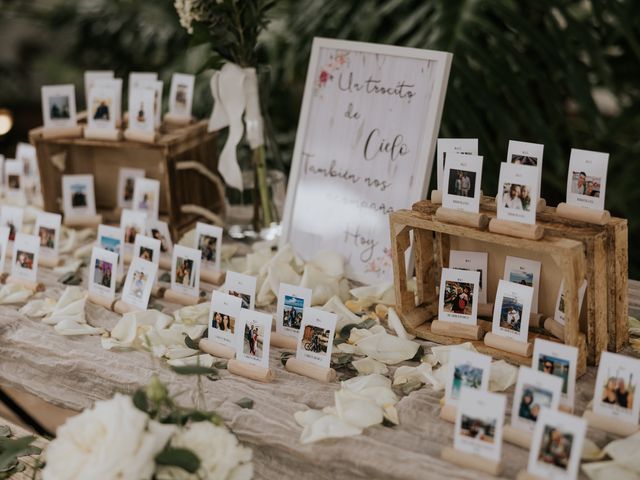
[413,197,628,363]
[391,204,596,376]
[29,120,225,239]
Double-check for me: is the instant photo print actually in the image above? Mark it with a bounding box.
[171,244,201,298]
[442,153,483,213]
[41,84,77,129]
[0,205,24,242]
[127,87,156,133]
[565,148,608,211]
[208,290,243,347]
[503,256,541,313]
[436,138,478,191]
[591,351,640,428]
[295,308,337,369]
[62,174,96,218]
[276,283,312,338]
[510,367,563,433]
[97,224,124,269]
[448,250,488,304]
[168,73,195,120]
[120,209,148,246]
[0,227,10,273]
[506,140,544,196]
[85,84,120,140]
[225,271,257,310]
[554,279,587,326]
[88,247,118,302]
[4,159,24,201]
[94,77,123,125]
[532,338,578,410]
[444,349,491,407]
[195,222,223,272]
[133,234,161,267]
[438,267,480,325]
[117,168,145,209]
[84,70,114,111]
[146,219,173,255]
[121,256,157,312]
[235,309,272,369]
[491,279,534,344]
[496,162,538,225]
[132,177,160,220]
[11,233,40,283]
[34,211,61,260]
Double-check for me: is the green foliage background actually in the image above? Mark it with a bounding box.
[0,0,638,276]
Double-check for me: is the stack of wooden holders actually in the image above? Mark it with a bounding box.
[29,118,225,239]
[390,196,628,377]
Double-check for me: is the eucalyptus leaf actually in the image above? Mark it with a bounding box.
[0,426,10,438]
[213,360,228,369]
[155,447,200,474]
[171,365,218,376]
[280,351,294,367]
[133,389,149,413]
[159,272,171,283]
[235,397,254,409]
[184,335,199,350]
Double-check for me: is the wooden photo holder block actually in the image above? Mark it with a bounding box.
[87,293,116,310]
[477,303,493,318]
[503,424,532,449]
[430,190,443,204]
[227,358,275,383]
[200,268,225,286]
[123,250,133,266]
[583,410,640,437]
[431,320,485,341]
[556,202,611,226]
[199,338,236,359]
[4,275,45,292]
[483,332,533,357]
[83,127,123,141]
[163,113,194,126]
[488,218,544,240]
[63,214,103,229]
[439,403,457,423]
[435,207,489,230]
[124,129,158,144]
[38,255,62,268]
[41,125,83,140]
[440,446,503,477]
[159,255,172,272]
[516,470,545,480]
[270,332,298,350]
[112,300,140,315]
[543,317,565,340]
[163,288,202,306]
[285,357,336,383]
[559,404,574,414]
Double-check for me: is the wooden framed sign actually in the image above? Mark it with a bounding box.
[281,37,452,284]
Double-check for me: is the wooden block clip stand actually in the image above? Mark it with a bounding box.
[439,403,457,423]
[38,255,62,268]
[285,358,336,383]
[484,332,533,358]
[503,424,533,449]
[200,268,225,286]
[488,218,544,240]
[63,214,103,229]
[199,338,236,359]
[431,320,485,341]
[83,127,122,141]
[270,332,298,350]
[441,446,503,477]
[163,113,194,127]
[1,275,45,293]
[41,126,83,140]
[87,293,116,311]
[227,359,275,383]
[543,317,565,340]
[516,471,545,480]
[162,288,204,306]
[556,203,611,226]
[435,207,489,230]
[583,410,640,437]
[123,129,159,144]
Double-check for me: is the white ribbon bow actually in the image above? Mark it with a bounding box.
[208,63,265,191]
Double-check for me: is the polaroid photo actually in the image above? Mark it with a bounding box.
[492,279,534,343]
[120,209,148,245]
[454,388,506,463]
[208,290,243,347]
[497,162,538,225]
[94,78,123,123]
[442,153,483,213]
[88,246,118,301]
[132,177,160,220]
[11,233,39,282]
[128,87,156,133]
[506,140,544,195]
[34,212,62,258]
[0,227,9,273]
[169,73,195,118]
[4,159,24,200]
[226,271,257,310]
[117,168,145,209]
[275,283,313,338]
[593,351,640,425]
[532,338,578,410]
[436,138,478,191]
[87,85,117,131]
[97,224,124,268]
[62,174,96,218]
[41,84,77,129]
[566,148,608,211]
[0,155,4,187]
[511,366,563,433]
[15,143,37,179]
[554,279,587,326]
[528,408,587,480]
[84,70,114,111]
[171,244,201,298]
[235,309,272,369]
[503,256,541,313]
[133,234,161,267]
[129,72,157,90]
[444,348,492,407]
[0,205,23,242]
[296,307,337,368]
[195,222,223,272]
[121,256,157,311]
[146,219,173,255]
[449,250,488,304]
[439,267,480,325]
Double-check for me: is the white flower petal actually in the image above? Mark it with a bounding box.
[582,461,639,480]
[387,307,415,339]
[0,283,34,304]
[352,357,388,375]
[604,431,640,471]
[349,282,395,305]
[173,302,209,325]
[430,342,477,366]
[308,250,345,277]
[489,360,518,392]
[322,295,362,331]
[299,413,362,444]
[354,332,419,364]
[20,298,57,317]
[334,390,383,429]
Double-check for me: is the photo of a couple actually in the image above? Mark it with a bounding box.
[243,321,263,360]
[447,169,476,197]
[601,374,634,410]
[211,311,234,333]
[501,183,532,211]
[571,171,601,198]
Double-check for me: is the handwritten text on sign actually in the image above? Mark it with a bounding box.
[286,41,450,284]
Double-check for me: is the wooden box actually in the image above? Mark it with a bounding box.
[413,197,628,363]
[389,199,624,377]
[29,120,225,239]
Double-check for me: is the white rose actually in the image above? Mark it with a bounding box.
[43,394,174,480]
[156,421,253,480]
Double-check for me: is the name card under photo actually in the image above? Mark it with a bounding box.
[281,37,452,284]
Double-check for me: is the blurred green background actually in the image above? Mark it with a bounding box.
[0,0,638,276]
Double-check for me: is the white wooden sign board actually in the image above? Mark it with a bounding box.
[281,37,452,284]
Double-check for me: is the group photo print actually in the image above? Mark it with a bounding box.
[443,280,474,316]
